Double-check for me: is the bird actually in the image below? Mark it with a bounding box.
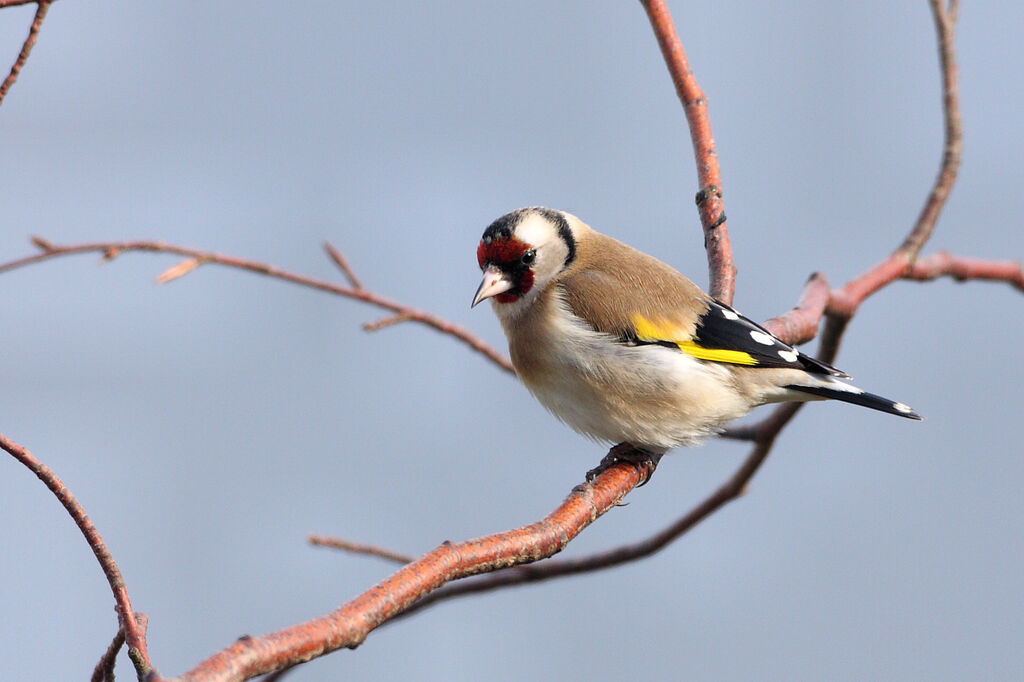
[472,207,921,456]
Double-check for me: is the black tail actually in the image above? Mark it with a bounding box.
[786,384,923,420]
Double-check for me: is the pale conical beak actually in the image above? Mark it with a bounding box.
[472,265,513,307]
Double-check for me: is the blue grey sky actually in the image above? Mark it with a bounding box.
[2,2,1022,680]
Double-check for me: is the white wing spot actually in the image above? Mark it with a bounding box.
[749,330,775,346]
[778,350,798,363]
[721,308,740,320]
[893,402,913,413]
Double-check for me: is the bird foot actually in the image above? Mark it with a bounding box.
[585,443,664,486]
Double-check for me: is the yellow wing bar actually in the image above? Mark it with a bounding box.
[631,313,758,366]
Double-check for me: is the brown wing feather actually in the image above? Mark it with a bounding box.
[557,228,710,339]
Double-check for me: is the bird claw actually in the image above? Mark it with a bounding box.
[585,444,664,486]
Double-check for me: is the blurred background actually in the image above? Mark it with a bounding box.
[1,2,1022,680]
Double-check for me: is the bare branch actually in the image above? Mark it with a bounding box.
[0,1,52,106]
[0,434,152,677]
[899,0,962,258]
[0,239,515,374]
[640,0,735,304]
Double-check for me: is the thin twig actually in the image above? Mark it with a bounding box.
[362,312,413,332]
[0,434,152,677]
[308,535,414,565]
[0,239,515,374]
[0,0,51,106]
[322,241,363,290]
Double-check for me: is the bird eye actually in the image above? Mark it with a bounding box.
[521,249,537,266]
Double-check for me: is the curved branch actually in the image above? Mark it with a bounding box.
[0,434,152,677]
[641,0,735,304]
[0,238,514,374]
[899,0,961,258]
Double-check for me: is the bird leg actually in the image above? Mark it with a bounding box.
[586,443,664,486]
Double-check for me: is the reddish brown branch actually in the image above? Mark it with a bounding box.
[0,1,51,106]
[900,0,961,258]
[0,434,152,677]
[0,239,515,374]
[641,0,735,304]
[172,461,653,682]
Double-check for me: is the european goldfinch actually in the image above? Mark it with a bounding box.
[472,207,921,454]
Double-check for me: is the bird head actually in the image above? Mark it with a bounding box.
[472,207,577,309]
